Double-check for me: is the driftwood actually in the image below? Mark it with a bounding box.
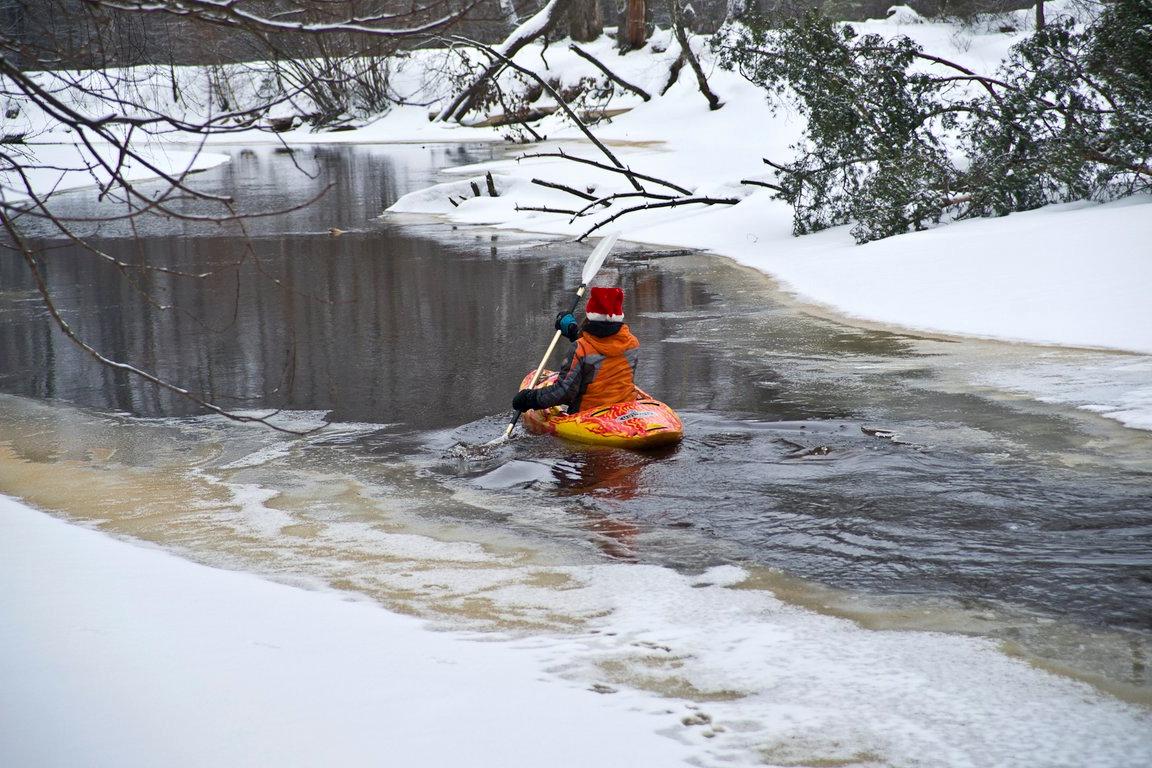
[468,106,557,127]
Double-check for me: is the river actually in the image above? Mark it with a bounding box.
[1,143,1150,709]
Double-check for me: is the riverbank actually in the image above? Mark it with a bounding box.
[4,478,1152,768]
[376,10,1152,358]
[0,494,694,768]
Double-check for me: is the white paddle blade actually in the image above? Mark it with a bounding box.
[580,231,621,286]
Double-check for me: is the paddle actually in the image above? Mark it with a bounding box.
[492,231,621,445]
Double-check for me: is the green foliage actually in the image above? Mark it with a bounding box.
[717,12,962,242]
[716,3,1152,244]
[964,8,1152,217]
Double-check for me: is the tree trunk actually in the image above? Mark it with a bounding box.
[1036,0,1045,30]
[622,0,647,51]
[669,0,721,110]
[567,0,603,42]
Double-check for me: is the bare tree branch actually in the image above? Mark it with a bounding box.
[576,195,738,240]
[518,150,691,195]
[531,177,599,200]
[568,44,651,101]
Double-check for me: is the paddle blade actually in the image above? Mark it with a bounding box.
[581,231,621,286]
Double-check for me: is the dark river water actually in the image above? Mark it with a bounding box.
[2,143,1150,697]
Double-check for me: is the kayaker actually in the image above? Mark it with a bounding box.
[512,286,640,415]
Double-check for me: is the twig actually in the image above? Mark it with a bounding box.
[519,150,692,196]
[577,196,739,240]
[740,179,785,193]
[531,177,598,201]
[515,204,579,215]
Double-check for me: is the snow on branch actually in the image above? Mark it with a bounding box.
[435,0,573,122]
[94,0,484,39]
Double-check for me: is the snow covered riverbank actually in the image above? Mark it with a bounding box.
[0,494,692,768]
[377,9,1151,357]
[4,486,1152,767]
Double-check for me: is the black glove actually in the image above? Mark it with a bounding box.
[554,311,579,342]
[512,388,537,412]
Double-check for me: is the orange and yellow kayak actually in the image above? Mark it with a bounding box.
[519,370,684,449]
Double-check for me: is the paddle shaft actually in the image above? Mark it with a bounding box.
[503,285,587,439]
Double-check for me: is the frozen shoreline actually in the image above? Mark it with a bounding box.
[0,494,694,768]
[4,487,1152,768]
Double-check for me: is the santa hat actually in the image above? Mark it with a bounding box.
[585,286,624,322]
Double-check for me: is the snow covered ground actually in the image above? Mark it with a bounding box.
[0,142,229,204]
[4,491,1152,767]
[0,494,693,768]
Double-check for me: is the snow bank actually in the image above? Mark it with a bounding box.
[0,495,693,768]
[0,142,229,203]
[4,493,1152,767]
[651,194,1152,354]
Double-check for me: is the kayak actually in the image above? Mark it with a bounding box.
[518,370,684,449]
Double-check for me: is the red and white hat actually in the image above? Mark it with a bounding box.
[585,286,624,322]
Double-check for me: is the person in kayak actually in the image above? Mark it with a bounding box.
[512,286,640,415]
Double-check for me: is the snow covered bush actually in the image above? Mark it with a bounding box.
[715,11,964,242]
[716,1,1152,244]
[964,1,1152,216]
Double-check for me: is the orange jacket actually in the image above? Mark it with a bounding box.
[531,324,640,413]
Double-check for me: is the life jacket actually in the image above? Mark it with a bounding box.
[570,324,640,412]
[528,323,641,413]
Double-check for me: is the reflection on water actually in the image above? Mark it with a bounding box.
[2,144,1151,701]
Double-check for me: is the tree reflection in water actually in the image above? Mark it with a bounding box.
[549,445,679,561]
